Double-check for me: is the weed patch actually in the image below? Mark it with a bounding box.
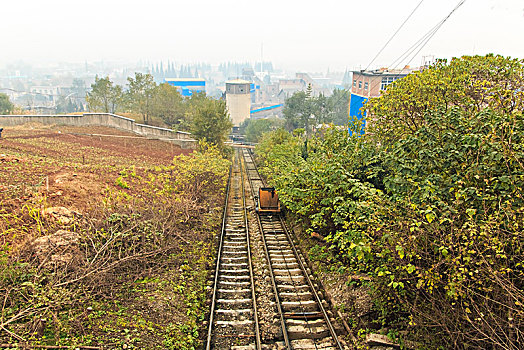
[0,126,229,348]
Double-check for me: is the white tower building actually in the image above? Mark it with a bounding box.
[225,79,251,126]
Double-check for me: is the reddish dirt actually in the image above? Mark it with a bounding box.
[0,124,218,348]
[1,124,190,162]
[0,123,192,215]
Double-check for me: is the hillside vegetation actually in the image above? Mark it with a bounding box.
[0,125,229,349]
[257,55,523,349]
[86,74,233,154]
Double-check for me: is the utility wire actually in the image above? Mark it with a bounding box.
[366,0,467,95]
[364,0,425,72]
[406,0,466,66]
[388,21,442,69]
[390,0,466,71]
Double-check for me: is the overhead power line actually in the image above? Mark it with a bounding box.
[364,0,425,72]
[366,0,467,94]
[389,0,466,71]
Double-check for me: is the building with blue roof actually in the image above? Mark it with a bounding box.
[349,67,414,135]
[165,78,206,97]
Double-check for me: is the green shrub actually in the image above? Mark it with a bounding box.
[257,73,524,349]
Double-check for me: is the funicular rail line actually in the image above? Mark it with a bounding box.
[206,149,261,350]
[242,148,345,350]
[207,147,345,349]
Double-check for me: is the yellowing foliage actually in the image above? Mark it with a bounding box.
[258,55,524,349]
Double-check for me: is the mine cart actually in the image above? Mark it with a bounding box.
[256,187,280,214]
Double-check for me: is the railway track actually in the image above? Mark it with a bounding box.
[207,148,346,349]
[243,149,345,350]
[206,150,261,350]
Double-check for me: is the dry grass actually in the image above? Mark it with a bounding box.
[0,124,228,349]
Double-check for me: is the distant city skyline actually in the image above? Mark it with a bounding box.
[1,0,523,71]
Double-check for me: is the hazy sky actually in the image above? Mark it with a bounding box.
[1,0,523,71]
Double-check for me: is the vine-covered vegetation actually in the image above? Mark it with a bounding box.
[1,128,230,349]
[256,55,523,349]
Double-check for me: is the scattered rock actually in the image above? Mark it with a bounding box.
[41,206,80,225]
[366,333,399,349]
[0,154,24,162]
[54,174,67,184]
[31,230,81,268]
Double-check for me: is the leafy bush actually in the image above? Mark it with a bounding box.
[257,55,524,349]
[367,54,524,145]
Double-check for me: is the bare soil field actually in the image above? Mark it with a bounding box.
[1,124,189,208]
[0,123,228,349]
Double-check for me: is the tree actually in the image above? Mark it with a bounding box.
[86,76,123,113]
[0,93,14,114]
[127,72,156,124]
[56,96,80,114]
[258,54,524,349]
[283,85,327,159]
[327,89,350,125]
[56,79,86,114]
[71,78,87,111]
[71,79,86,96]
[283,84,333,134]
[367,54,524,145]
[187,96,232,149]
[283,90,308,131]
[241,118,284,143]
[150,83,186,129]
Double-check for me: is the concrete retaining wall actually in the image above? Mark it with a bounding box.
[0,113,196,148]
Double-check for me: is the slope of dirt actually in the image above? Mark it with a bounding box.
[0,123,225,349]
[0,124,189,211]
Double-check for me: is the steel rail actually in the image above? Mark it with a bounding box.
[205,157,233,350]
[242,149,292,350]
[265,217,321,349]
[280,217,344,350]
[245,148,344,350]
[244,150,319,346]
[239,149,262,350]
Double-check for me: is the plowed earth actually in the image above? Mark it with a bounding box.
[0,123,221,349]
[0,124,189,213]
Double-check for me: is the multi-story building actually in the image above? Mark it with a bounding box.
[349,67,414,133]
[225,79,251,126]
